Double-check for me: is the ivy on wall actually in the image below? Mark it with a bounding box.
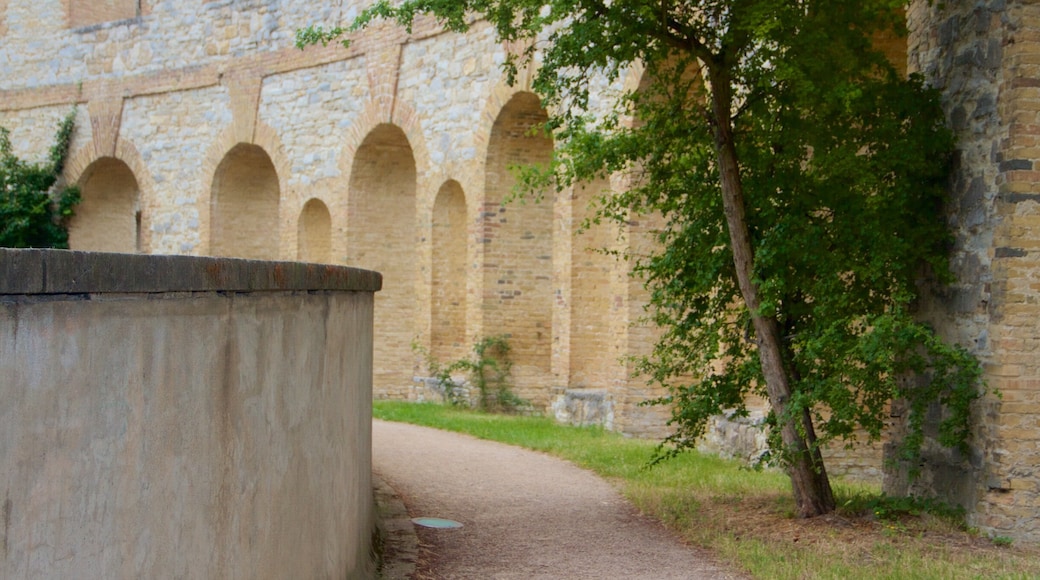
[0,111,80,248]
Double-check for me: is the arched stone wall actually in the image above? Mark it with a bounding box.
[210,143,280,259]
[348,123,418,397]
[483,91,554,401]
[297,198,332,263]
[431,180,468,363]
[69,157,140,253]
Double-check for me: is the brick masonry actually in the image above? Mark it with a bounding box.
[1,0,1038,541]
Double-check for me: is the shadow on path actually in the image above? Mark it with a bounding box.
[373,419,745,579]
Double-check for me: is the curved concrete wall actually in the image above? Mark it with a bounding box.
[0,249,381,579]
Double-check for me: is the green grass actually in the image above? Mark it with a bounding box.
[374,400,1040,579]
[374,399,783,490]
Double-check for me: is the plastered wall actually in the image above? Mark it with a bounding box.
[0,250,380,578]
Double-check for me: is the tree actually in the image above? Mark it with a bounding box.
[299,0,983,517]
[0,111,81,248]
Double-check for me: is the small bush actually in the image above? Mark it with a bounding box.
[416,336,528,413]
[838,491,966,527]
[991,535,1014,548]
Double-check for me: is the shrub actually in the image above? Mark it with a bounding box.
[417,336,527,413]
[0,111,80,248]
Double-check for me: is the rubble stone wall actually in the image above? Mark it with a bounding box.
[899,0,1040,543]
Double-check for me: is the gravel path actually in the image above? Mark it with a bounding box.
[373,419,744,579]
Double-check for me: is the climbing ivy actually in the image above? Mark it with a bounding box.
[0,111,81,248]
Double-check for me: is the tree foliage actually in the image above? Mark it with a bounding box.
[299,0,983,516]
[0,111,81,248]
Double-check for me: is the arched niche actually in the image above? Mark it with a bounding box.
[69,157,141,253]
[431,180,467,363]
[297,198,332,263]
[483,91,555,382]
[210,143,280,259]
[348,123,417,395]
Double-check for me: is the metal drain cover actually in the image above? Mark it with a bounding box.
[411,517,463,529]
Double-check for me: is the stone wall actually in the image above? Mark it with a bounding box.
[0,249,380,578]
[895,0,1040,543]
[0,0,671,437]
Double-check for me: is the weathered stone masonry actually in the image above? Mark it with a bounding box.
[2,0,1038,541]
[897,0,1040,543]
[0,0,665,437]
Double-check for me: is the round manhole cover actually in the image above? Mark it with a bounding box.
[411,517,463,529]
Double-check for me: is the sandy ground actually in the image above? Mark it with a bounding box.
[373,419,745,579]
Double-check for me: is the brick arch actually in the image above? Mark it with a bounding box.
[338,98,431,191]
[67,157,140,253]
[198,123,292,257]
[412,159,485,366]
[337,95,434,267]
[297,197,332,263]
[346,120,420,397]
[64,137,157,253]
[481,88,556,400]
[430,179,469,363]
[198,128,246,255]
[208,141,281,260]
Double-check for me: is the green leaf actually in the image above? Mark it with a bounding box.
[0,110,81,248]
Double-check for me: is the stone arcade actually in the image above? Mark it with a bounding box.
[1,0,1037,541]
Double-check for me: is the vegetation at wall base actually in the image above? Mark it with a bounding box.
[0,111,80,248]
[415,336,529,413]
[301,0,986,517]
[374,401,1040,579]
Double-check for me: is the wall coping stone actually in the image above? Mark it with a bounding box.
[0,249,382,295]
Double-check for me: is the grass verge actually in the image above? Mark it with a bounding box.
[374,400,1040,579]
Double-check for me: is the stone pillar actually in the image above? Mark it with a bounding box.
[893,0,1040,543]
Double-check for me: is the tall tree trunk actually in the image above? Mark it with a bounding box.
[707,68,835,518]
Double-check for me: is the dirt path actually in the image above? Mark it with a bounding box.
[373,419,745,579]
